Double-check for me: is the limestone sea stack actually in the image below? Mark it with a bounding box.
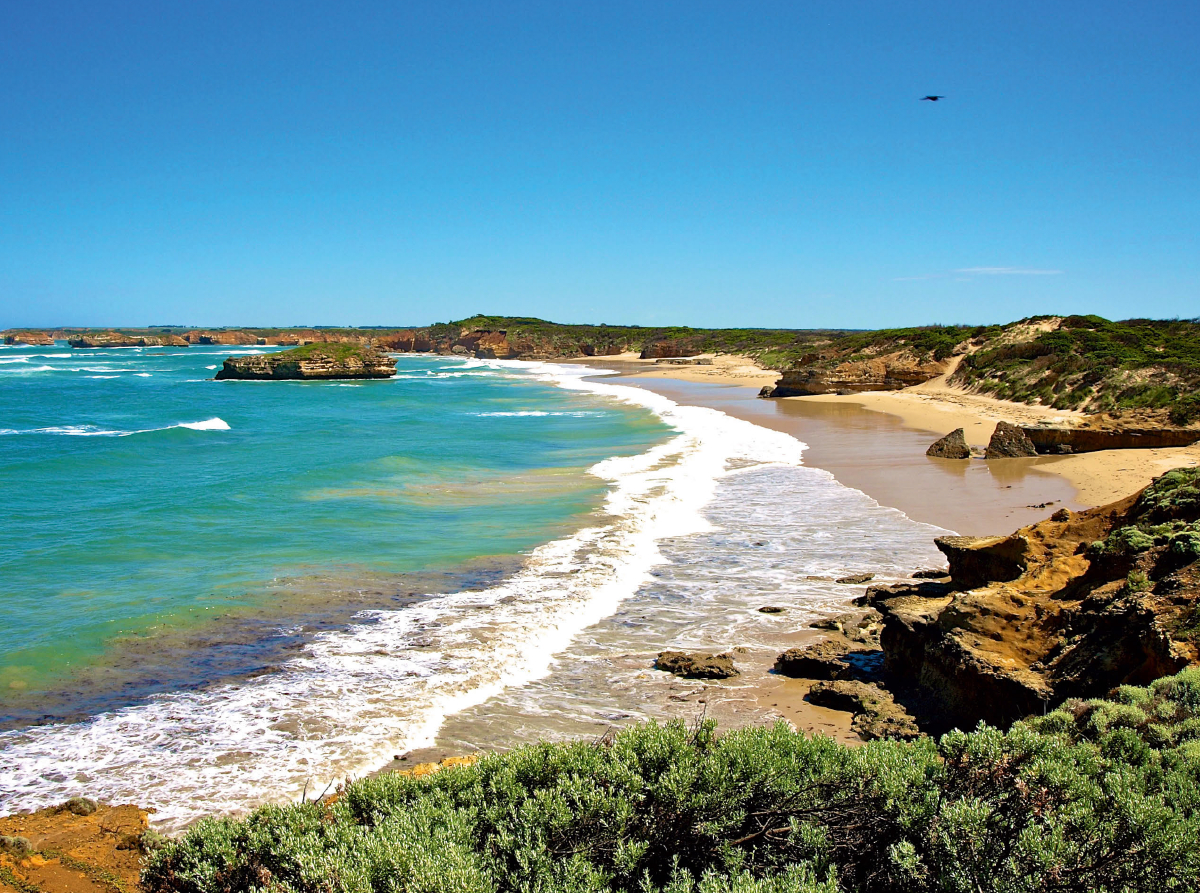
[215,343,396,380]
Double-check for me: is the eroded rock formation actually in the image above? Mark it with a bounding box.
[765,351,948,398]
[1020,425,1199,454]
[872,468,1200,731]
[68,332,188,348]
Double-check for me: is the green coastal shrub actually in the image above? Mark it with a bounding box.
[143,670,1200,893]
[956,316,1200,417]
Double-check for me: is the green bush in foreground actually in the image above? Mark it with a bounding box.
[144,670,1200,893]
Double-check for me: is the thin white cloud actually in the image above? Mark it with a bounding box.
[955,267,1063,276]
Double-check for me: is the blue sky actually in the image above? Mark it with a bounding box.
[1,1,1196,329]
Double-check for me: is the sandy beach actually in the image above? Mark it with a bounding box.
[581,353,1200,512]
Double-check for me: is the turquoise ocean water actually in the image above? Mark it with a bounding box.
[0,344,668,710]
[0,341,947,829]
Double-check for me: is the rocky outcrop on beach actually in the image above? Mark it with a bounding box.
[984,421,1039,458]
[215,343,396,380]
[926,428,970,459]
[806,680,922,740]
[934,533,1029,589]
[654,650,739,679]
[1020,424,1199,454]
[869,467,1200,731]
[3,331,54,346]
[765,350,948,397]
[774,640,882,681]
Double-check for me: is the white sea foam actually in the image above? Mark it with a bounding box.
[0,418,231,437]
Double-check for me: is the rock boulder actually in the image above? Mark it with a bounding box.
[926,428,970,459]
[984,421,1038,458]
[654,651,738,679]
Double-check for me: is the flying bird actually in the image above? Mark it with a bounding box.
[920,95,945,102]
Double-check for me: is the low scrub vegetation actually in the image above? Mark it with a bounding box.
[144,670,1200,893]
[954,315,1200,421]
[1092,468,1200,562]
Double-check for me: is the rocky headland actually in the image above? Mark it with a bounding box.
[779,466,1200,737]
[214,343,396,380]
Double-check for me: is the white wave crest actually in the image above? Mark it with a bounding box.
[0,418,231,437]
[177,417,230,431]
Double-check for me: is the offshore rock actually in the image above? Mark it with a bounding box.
[926,428,970,459]
[984,421,1038,458]
[3,331,54,346]
[836,573,875,585]
[215,343,396,380]
[654,651,738,679]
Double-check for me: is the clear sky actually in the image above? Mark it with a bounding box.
[1,1,1196,329]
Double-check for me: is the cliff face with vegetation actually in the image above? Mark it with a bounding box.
[215,343,396,380]
[869,467,1200,731]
